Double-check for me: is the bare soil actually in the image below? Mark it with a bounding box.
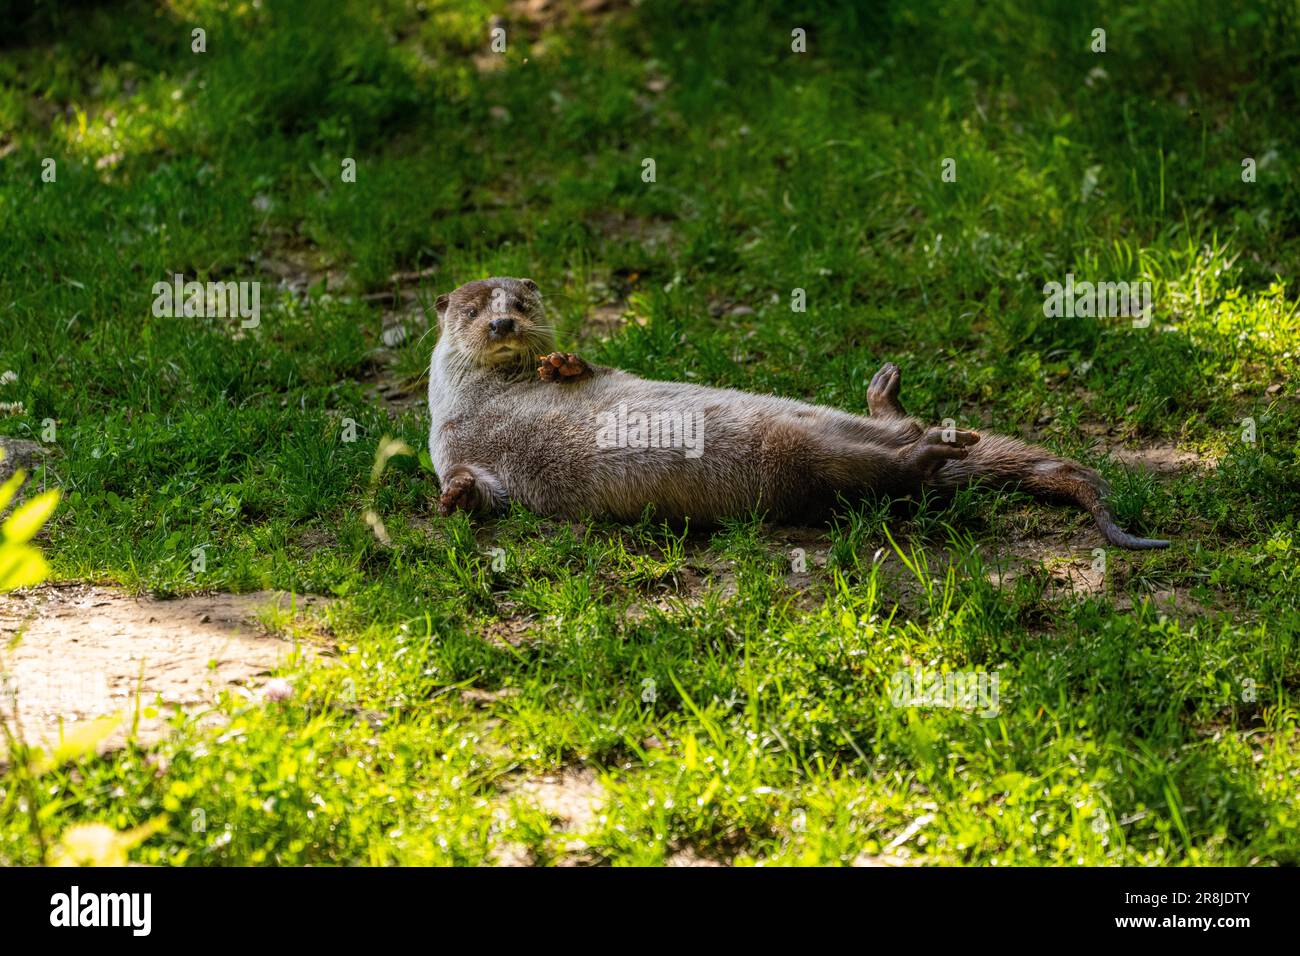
[0,584,329,754]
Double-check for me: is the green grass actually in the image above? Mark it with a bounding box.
[1,0,1299,865]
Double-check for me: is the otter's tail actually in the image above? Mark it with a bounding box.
[931,434,1171,550]
[1061,469,1171,550]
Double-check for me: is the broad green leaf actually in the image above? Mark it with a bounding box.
[0,468,24,514]
[2,488,60,543]
[30,713,121,775]
[50,816,167,867]
[0,542,49,590]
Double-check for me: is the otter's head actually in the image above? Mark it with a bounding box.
[434,277,553,370]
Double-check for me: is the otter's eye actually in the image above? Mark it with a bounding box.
[512,299,525,313]
[465,306,478,319]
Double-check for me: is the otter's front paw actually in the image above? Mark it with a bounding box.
[438,471,480,516]
[538,352,591,383]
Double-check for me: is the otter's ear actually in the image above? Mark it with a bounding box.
[435,293,450,327]
[520,278,538,293]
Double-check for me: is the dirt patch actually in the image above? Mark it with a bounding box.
[0,584,329,754]
[1114,588,1214,620]
[569,270,652,344]
[483,616,537,648]
[491,765,606,865]
[981,532,1110,597]
[504,0,629,41]
[1103,443,1211,475]
[588,211,677,251]
[771,525,833,594]
[765,521,1141,606]
[255,242,346,299]
[852,851,913,867]
[510,766,605,832]
[584,301,632,337]
[620,532,741,621]
[0,437,50,483]
[460,686,521,707]
[981,532,1229,616]
[666,846,726,866]
[487,839,535,867]
[1024,407,1214,477]
[360,277,436,417]
[295,526,339,552]
[365,369,427,417]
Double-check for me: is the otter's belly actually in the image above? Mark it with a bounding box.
[436,377,861,522]
[432,390,732,517]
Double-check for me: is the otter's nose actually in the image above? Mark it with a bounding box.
[488,316,516,338]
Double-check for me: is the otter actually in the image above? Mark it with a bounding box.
[426,277,1169,549]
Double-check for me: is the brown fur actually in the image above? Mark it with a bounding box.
[427,278,1169,549]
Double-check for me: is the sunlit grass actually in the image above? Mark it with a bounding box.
[1,0,1298,866]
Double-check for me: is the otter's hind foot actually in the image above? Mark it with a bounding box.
[905,425,981,478]
[438,464,507,516]
[868,362,907,418]
[438,471,479,515]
